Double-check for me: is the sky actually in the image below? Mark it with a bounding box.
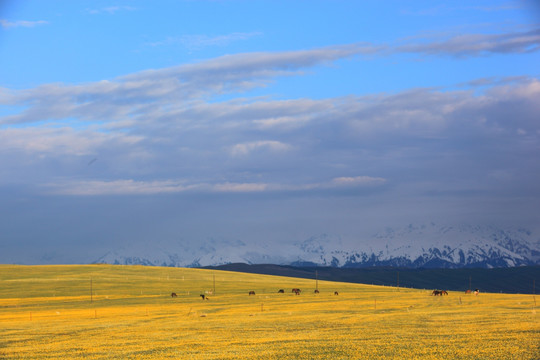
[1,0,539,264]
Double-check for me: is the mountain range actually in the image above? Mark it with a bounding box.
[94,223,540,269]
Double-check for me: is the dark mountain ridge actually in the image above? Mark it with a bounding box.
[204,263,540,294]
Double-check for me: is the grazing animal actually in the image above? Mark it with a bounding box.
[249,291,256,296]
[292,288,301,295]
[200,294,208,300]
[432,290,448,296]
[171,292,177,298]
[314,289,319,294]
[334,291,339,296]
[278,289,285,293]
[474,289,479,296]
[465,289,472,294]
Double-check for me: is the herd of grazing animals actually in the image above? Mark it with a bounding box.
[431,289,480,296]
[184,288,343,299]
[170,287,480,299]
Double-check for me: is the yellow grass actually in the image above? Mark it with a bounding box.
[0,264,538,359]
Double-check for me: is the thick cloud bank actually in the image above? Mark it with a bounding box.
[1,34,539,264]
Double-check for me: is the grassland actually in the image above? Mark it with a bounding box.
[0,264,538,359]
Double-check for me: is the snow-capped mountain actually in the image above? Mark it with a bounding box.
[292,224,540,268]
[94,224,540,268]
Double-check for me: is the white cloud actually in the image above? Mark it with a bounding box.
[43,175,388,196]
[147,32,263,51]
[212,182,269,193]
[230,140,292,156]
[253,114,316,129]
[0,126,142,155]
[2,76,539,197]
[86,6,137,15]
[0,19,48,28]
[0,44,372,126]
[402,2,523,16]
[3,31,537,127]
[45,179,194,196]
[396,28,540,57]
[1,43,539,203]
[331,176,387,186]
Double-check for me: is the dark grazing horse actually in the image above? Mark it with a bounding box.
[278,289,285,293]
[249,291,256,296]
[432,290,448,296]
[334,291,339,295]
[171,292,177,298]
[292,288,301,295]
[314,289,319,294]
[200,294,208,300]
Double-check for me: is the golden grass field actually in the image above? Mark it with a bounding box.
[0,264,538,359]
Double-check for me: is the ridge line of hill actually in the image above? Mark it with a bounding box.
[203,263,540,294]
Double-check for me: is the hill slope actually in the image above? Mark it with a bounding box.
[204,263,540,294]
[1,264,539,359]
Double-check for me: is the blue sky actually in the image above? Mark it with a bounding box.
[1,0,539,264]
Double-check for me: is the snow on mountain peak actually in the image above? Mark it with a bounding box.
[94,223,540,268]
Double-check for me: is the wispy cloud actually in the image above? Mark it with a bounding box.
[0,126,143,155]
[401,1,524,16]
[0,43,373,125]
[85,6,137,15]
[1,42,539,201]
[230,140,292,156]
[148,32,263,51]
[396,28,540,57]
[0,19,49,28]
[331,176,387,187]
[45,179,194,196]
[144,27,540,58]
[43,176,388,196]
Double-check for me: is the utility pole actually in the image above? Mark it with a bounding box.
[213,274,216,295]
[315,270,319,291]
[469,275,472,291]
[397,271,400,288]
[90,278,93,303]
